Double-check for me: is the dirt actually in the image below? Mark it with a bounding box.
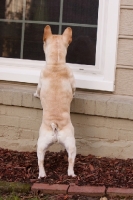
[0,147,133,188]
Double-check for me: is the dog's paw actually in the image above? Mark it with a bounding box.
[100,198,108,200]
[34,92,40,98]
[38,171,46,179]
[68,170,76,177]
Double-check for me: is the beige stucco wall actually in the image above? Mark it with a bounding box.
[1,103,133,159]
[115,0,133,95]
[0,82,133,159]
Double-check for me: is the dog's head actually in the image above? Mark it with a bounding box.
[43,25,72,65]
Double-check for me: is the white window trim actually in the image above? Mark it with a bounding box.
[0,0,120,91]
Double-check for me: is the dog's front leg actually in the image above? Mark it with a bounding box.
[72,87,76,97]
[34,74,42,98]
[34,84,41,98]
[34,68,46,98]
[69,71,76,97]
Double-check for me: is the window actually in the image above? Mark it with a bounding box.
[0,0,120,91]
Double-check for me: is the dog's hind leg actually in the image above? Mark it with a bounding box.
[37,126,54,178]
[59,123,76,177]
[67,142,76,177]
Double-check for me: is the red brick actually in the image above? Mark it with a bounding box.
[31,183,68,194]
[68,185,105,196]
[107,187,133,197]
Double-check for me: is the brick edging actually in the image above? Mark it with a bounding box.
[107,187,133,197]
[31,183,105,196]
[68,184,105,196]
[31,183,133,197]
[1,181,133,198]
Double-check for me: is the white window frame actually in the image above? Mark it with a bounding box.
[0,0,120,91]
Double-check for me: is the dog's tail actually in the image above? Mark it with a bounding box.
[51,123,58,133]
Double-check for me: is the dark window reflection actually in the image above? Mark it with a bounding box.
[26,0,60,22]
[62,26,97,65]
[0,22,22,58]
[23,24,59,60]
[63,0,99,25]
[0,0,23,20]
[0,0,99,65]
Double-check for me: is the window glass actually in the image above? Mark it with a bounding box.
[0,0,23,20]
[0,0,99,65]
[23,24,59,60]
[0,22,22,58]
[26,0,60,22]
[63,0,99,25]
[62,0,98,65]
[62,26,97,65]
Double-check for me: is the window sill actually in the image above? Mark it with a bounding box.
[0,57,114,91]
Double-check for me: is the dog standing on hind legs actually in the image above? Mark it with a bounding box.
[34,25,76,178]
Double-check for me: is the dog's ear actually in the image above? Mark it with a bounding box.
[62,27,72,45]
[43,25,52,41]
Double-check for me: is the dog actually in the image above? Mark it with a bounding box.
[34,25,76,178]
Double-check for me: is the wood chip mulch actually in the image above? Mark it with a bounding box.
[0,147,133,188]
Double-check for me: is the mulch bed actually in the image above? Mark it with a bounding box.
[0,147,133,188]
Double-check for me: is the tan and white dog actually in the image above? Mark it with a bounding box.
[34,25,76,178]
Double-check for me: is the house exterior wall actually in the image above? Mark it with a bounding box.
[115,0,133,95]
[1,102,133,159]
[0,81,133,159]
[0,0,133,159]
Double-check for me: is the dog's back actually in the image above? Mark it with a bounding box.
[39,27,75,130]
[40,63,73,129]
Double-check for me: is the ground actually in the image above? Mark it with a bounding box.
[1,148,133,188]
[1,148,133,199]
[0,192,101,200]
